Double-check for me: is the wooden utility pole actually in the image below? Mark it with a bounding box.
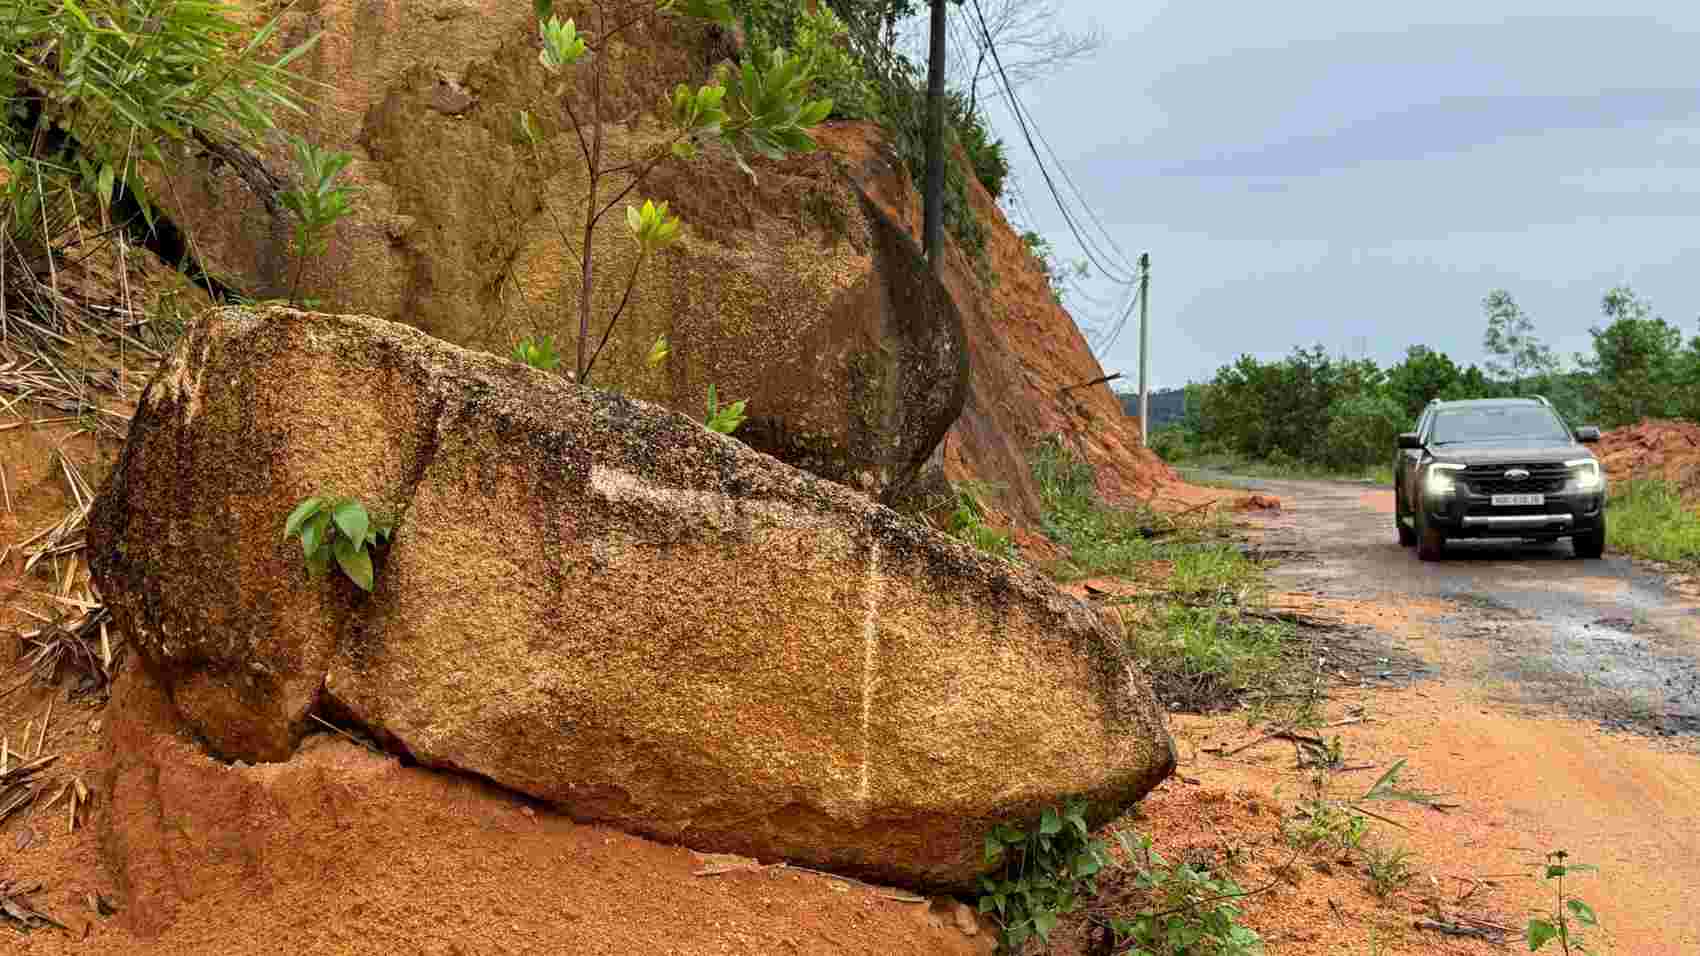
[1138,252,1151,446]
[922,0,947,271]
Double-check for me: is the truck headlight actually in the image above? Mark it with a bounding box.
[1425,463,1465,496]
[1565,458,1603,492]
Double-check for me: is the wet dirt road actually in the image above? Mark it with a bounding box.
[1234,475,1700,736]
[1188,473,1700,953]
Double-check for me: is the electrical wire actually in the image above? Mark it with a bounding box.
[967,0,1140,287]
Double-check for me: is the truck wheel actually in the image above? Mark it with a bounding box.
[1396,496,1417,547]
[1417,509,1446,562]
[1574,519,1606,559]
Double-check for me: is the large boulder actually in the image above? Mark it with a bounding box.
[153,1,966,503]
[88,306,1174,890]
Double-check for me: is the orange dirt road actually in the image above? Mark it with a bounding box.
[1201,476,1700,953]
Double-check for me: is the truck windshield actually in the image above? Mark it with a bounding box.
[1431,407,1570,444]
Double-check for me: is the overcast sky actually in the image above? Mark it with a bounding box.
[959,2,1700,390]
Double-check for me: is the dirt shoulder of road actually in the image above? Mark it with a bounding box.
[1210,483,1700,954]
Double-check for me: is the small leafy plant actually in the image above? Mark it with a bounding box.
[1108,830,1264,956]
[283,495,393,592]
[1526,850,1601,954]
[1363,844,1416,899]
[278,136,358,308]
[945,482,1018,560]
[978,799,1111,951]
[705,383,747,434]
[513,335,563,371]
[526,0,831,387]
[1285,758,1437,856]
[1284,798,1369,855]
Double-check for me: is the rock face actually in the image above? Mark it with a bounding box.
[89,306,1175,890]
[819,130,1181,521]
[152,1,966,503]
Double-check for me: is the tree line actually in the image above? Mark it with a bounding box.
[1149,286,1700,469]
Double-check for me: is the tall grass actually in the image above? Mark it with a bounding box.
[1606,480,1700,564]
[1029,435,1294,711]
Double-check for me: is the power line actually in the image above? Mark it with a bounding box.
[964,0,1140,288]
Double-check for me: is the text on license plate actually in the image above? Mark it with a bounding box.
[1492,493,1544,507]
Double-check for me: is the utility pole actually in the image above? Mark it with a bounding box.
[1138,252,1151,447]
[922,0,947,272]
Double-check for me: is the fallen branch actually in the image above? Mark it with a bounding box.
[1412,918,1505,942]
[1059,372,1122,394]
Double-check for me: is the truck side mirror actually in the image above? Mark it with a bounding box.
[1574,426,1601,443]
[1397,432,1422,449]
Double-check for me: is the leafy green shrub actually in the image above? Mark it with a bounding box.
[1147,424,1193,463]
[977,799,1111,950]
[3,0,314,308]
[278,136,359,308]
[1321,393,1407,470]
[1109,830,1264,956]
[283,496,394,592]
[792,4,877,120]
[1020,230,1087,305]
[949,92,1009,199]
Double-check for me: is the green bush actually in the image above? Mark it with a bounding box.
[1147,424,1193,463]
[949,92,1009,199]
[792,4,877,120]
[779,0,1003,261]
[1109,830,1264,956]
[1321,393,1407,470]
[978,800,1112,950]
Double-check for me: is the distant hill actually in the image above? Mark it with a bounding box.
[1116,387,1187,427]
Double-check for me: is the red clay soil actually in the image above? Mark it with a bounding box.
[817,125,1185,523]
[2,664,996,956]
[1596,419,1700,491]
[1233,494,1282,513]
[1042,668,1700,956]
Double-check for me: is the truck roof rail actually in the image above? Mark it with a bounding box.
[1530,394,1551,407]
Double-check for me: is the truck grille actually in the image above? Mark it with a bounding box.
[1461,462,1569,495]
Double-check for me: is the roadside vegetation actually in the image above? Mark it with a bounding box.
[1169,449,1394,487]
[1605,479,1700,566]
[1028,436,1300,715]
[1140,285,1699,479]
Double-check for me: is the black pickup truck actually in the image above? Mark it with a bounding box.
[1393,397,1606,561]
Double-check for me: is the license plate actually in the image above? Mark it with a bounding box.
[1492,493,1544,507]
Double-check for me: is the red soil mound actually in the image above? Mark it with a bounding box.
[1,664,995,956]
[1596,419,1700,490]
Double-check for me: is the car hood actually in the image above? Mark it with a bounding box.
[1427,440,1591,465]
